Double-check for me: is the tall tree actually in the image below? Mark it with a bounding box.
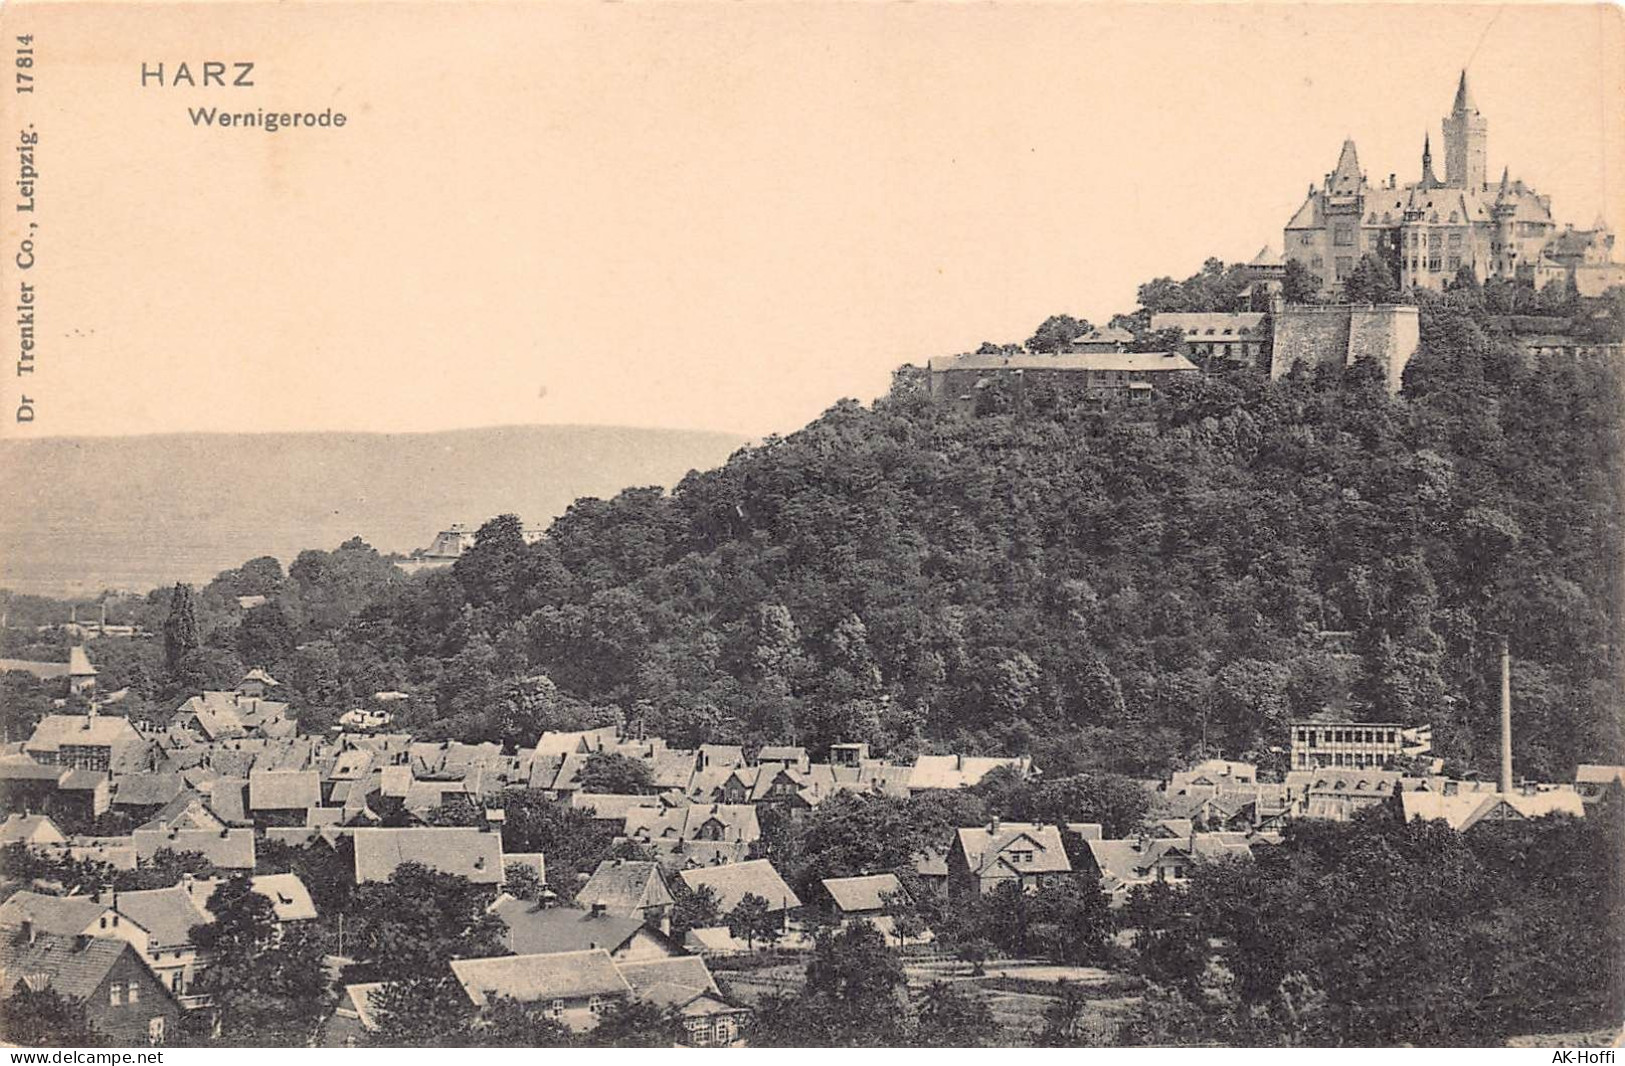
[163,583,201,674]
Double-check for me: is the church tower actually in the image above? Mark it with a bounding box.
[1442,69,1487,191]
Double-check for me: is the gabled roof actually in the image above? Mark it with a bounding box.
[251,873,318,922]
[679,859,800,913]
[570,793,660,821]
[646,838,751,873]
[577,860,672,916]
[115,883,214,947]
[0,757,68,782]
[1402,788,1585,830]
[1249,244,1282,268]
[0,891,112,937]
[131,827,256,869]
[534,727,620,758]
[351,826,504,884]
[615,955,726,1012]
[822,873,903,914]
[0,814,66,847]
[624,803,760,844]
[112,772,186,808]
[0,932,135,1002]
[907,754,1030,792]
[489,897,655,956]
[955,823,1072,878]
[698,745,744,770]
[1576,765,1625,786]
[338,982,386,1033]
[649,749,699,790]
[25,714,149,772]
[450,948,631,1007]
[67,647,97,678]
[0,658,72,681]
[203,776,250,824]
[135,791,227,833]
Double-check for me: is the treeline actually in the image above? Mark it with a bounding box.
[6,271,1623,784]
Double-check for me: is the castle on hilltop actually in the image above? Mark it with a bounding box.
[1284,71,1622,297]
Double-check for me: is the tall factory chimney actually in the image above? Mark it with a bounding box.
[1499,635,1513,794]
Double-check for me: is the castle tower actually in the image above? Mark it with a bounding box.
[1443,70,1488,191]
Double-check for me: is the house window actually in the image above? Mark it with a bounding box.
[1448,256,1462,271]
[128,983,140,1005]
[1334,224,1354,247]
[109,982,124,1007]
[589,995,607,1015]
[171,972,183,993]
[147,1017,166,1046]
[550,998,565,1018]
[1300,233,1315,247]
[1335,257,1353,280]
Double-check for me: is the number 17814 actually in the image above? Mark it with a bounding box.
[15,35,33,94]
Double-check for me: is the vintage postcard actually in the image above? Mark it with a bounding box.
[0,0,1621,1052]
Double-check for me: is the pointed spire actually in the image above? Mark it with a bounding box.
[1452,69,1477,115]
[1421,134,1438,188]
[1495,166,1511,202]
[1329,138,1362,195]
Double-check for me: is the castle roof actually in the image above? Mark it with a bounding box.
[1329,139,1363,196]
[1452,69,1478,115]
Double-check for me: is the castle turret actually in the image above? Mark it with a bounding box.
[1443,69,1488,191]
[1420,134,1440,189]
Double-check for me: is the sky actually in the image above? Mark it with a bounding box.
[3,1,1622,441]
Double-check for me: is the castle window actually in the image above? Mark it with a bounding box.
[1335,256,1353,280]
[1334,224,1354,247]
[1300,233,1315,247]
[1449,256,1462,271]
[1449,211,1459,223]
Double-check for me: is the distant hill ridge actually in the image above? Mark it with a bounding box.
[0,424,748,597]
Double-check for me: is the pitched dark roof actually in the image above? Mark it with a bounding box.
[450,949,631,1006]
[577,860,670,916]
[0,931,132,1002]
[0,892,111,936]
[679,859,800,912]
[489,898,651,956]
[822,873,903,913]
[351,827,504,884]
